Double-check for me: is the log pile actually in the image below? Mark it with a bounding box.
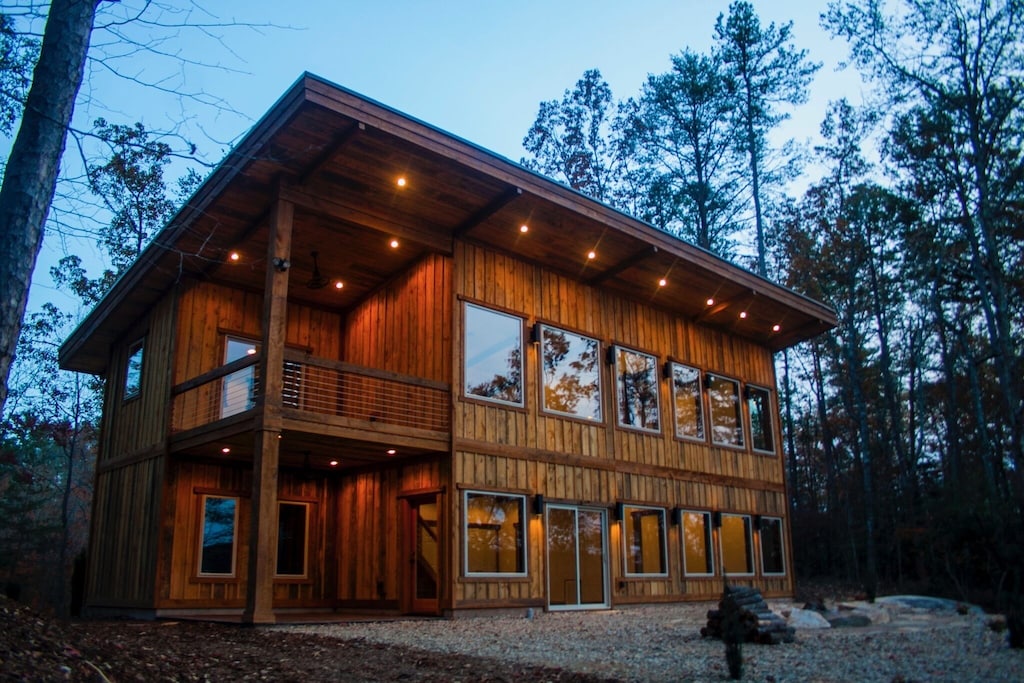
[701,586,796,645]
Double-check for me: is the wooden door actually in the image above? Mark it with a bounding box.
[404,496,441,614]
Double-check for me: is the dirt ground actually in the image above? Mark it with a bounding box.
[0,597,610,682]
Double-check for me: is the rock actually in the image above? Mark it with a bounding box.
[786,608,832,629]
[827,614,872,628]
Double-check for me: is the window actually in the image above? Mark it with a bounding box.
[539,325,602,421]
[720,513,753,575]
[199,496,237,576]
[671,363,705,441]
[222,337,259,417]
[276,502,308,577]
[463,304,524,406]
[746,385,775,454]
[707,374,743,447]
[124,339,144,400]
[464,491,526,576]
[759,517,786,575]
[681,510,714,576]
[614,346,660,432]
[622,505,667,576]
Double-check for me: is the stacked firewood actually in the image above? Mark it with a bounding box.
[701,586,796,645]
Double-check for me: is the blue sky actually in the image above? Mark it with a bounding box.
[26,0,866,314]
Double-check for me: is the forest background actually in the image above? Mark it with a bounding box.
[1,0,1021,628]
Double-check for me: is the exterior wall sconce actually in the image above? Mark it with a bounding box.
[662,361,673,380]
[613,501,624,522]
[670,507,682,526]
[753,514,763,530]
[272,257,290,272]
[532,493,545,515]
[712,511,722,528]
[605,345,617,366]
[530,322,542,344]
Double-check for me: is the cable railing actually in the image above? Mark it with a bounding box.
[171,351,450,435]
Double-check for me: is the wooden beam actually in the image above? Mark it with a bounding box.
[451,186,522,239]
[299,121,364,185]
[243,190,293,625]
[587,245,659,286]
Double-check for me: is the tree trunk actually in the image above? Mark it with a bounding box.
[0,0,97,415]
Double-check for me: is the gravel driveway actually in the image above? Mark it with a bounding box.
[282,600,1023,682]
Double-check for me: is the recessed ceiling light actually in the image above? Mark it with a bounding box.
[386,448,397,456]
[221,447,231,454]
[396,177,407,188]
[772,324,781,332]
[229,251,240,262]
[329,459,339,467]
[335,280,344,290]
[658,278,667,287]
[389,238,399,249]
[706,298,715,306]
[739,311,748,319]
[520,224,529,233]
[587,250,596,260]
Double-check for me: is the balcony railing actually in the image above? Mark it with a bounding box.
[170,351,450,435]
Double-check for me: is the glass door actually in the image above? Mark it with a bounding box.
[546,505,609,610]
[406,496,440,614]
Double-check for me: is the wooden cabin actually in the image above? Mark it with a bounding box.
[59,73,836,623]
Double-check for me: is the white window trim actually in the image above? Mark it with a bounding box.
[612,345,662,434]
[720,513,755,577]
[538,323,603,422]
[746,384,777,455]
[707,373,745,449]
[275,501,310,579]
[197,494,238,577]
[463,303,526,408]
[670,362,706,443]
[621,504,669,578]
[758,516,787,576]
[463,490,529,578]
[681,509,716,577]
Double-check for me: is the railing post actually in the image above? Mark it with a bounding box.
[243,184,293,625]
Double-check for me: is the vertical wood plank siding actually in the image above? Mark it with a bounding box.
[452,241,793,604]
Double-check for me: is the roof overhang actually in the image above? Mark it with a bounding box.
[59,72,836,375]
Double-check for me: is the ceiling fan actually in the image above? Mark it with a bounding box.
[306,250,329,290]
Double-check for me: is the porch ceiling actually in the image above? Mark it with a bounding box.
[60,73,836,375]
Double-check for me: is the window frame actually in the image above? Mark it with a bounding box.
[670,362,706,442]
[123,337,145,401]
[612,345,662,434]
[720,513,754,577]
[462,490,528,578]
[707,373,745,449]
[621,504,669,578]
[197,494,239,578]
[758,516,787,576]
[275,500,310,579]
[221,335,259,418]
[680,510,715,577]
[745,384,776,455]
[537,323,603,423]
[462,303,526,408]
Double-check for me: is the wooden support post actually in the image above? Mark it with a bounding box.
[243,191,293,625]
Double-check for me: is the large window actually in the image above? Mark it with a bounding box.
[708,374,743,447]
[539,325,602,421]
[463,304,524,407]
[222,337,259,417]
[276,502,308,577]
[614,346,660,432]
[124,338,145,400]
[464,491,526,576]
[746,385,775,454]
[759,516,786,575]
[671,363,705,441]
[199,495,237,576]
[681,510,714,576]
[622,505,667,576]
[720,513,753,575]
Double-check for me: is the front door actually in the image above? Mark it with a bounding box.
[546,505,610,610]
[405,496,440,614]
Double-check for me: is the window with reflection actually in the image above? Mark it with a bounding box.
[759,516,786,575]
[276,502,308,577]
[746,385,775,454]
[708,374,743,447]
[682,510,714,576]
[540,325,602,421]
[464,491,526,576]
[222,337,259,417]
[124,338,145,400]
[199,495,237,576]
[623,505,667,576]
[721,513,753,575]
[464,304,524,406]
[614,347,660,432]
[671,363,705,440]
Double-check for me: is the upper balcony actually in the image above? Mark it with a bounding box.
[168,348,451,469]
